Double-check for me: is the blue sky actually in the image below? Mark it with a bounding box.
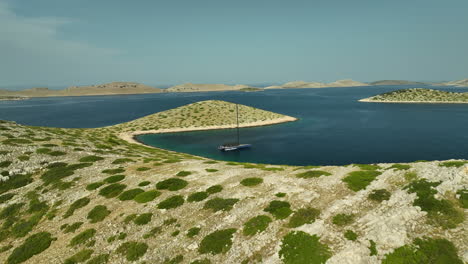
[1,0,468,87]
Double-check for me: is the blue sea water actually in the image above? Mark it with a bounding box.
[1,85,467,165]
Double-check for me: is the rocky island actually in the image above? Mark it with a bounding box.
[265,79,369,89]
[360,88,468,103]
[0,100,466,264]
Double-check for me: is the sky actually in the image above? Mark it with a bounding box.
[1,0,468,88]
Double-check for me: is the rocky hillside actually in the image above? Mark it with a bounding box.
[438,79,468,87]
[360,88,468,103]
[0,101,466,264]
[265,79,369,89]
[166,83,253,93]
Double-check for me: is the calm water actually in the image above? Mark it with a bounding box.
[1,86,468,165]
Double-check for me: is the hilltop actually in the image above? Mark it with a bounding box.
[360,88,468,103]
[369,80,428,86]
[0,100,466,264]
[0,82,162,98]
[265,79,369,89]
[165,83,254,93]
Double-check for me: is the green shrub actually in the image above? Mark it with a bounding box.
[343,170,382,191]
[136,167,151,171]
[118,188,144,201]
[404,171,418,181]
[164,255,183,264]
[279,231,331,264]
[79,155,104,163]
[11,215,43,238]
[198,229,236,255]
[87,205,110,223]
[243,215,272,236]
[138,181,151,187]
[7,232,54,264]
[206,185,222,194]
[103,174,125,183]
[332,213,354,226]
[368,189,391,202]
[158,195,184,209]
[116,241,148,261]
[275,192,286,198]
[0,193,15,204]
[344,230,358,241]
[439,161,467,168]
[64,222,83,233]
[98,183,126,198]
[112,158,134,164]
[86,254,109,264]
[205,169,218,172]
[369,240,377,256]
[0,160,12,168]
[457,189,467,208]
[134,213,152,225]
[143,226,162,239]
[264,200,292,219]
[355,164,381,170]
[190,259,211,264]
[64,249,93,264]
[188,192,209,202]
[41,163,91,186]
[288,207,320,228]
[101,168,125,174]
[296,170,332,179]
[204,197,239,212]
[187,227,201,238]
[134,190,161,203]
[0,202,24,219]
[64,197,90,218]
[156,178,188,191]
[47,151,67,156]
[176,171,192,177]
[382,237,463,264]
[36,148,52,154]
[0,173,33,194]
[240,177,263,186]
[70,229,96,247]
[388,164,411,170]
[85,182,104,191]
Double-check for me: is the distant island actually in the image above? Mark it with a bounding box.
[165,83,254,93]
[0,96,29,101]
[436,79,468,87]
[369,80,428,86]
[360,88,468,103]
[265,79,369,89]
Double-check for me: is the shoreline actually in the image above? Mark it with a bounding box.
[118,116,298,147]
[359,98,468,104]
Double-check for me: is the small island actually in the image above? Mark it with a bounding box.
[0,96,29,101]
[359,88,468,103]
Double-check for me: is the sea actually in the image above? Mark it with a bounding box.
[1,85,467,166]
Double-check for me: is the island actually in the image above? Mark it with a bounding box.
[369,80,428,86]
[0,96,29,101]
[359,88,468,103]
[0,100,466,264]
[165,83,254,93]
[436,78,468,87]
[265,79,369,89]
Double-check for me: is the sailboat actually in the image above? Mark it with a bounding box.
[218,104,252,151]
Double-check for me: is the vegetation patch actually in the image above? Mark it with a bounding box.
[296,170,332,179]
[64,222,83,233]
[103,174,125,183]
[188,191,209,202]
[134,190,161,203]
[264,200,292,219]
[332,213,355,226]
[118,188,144,201]
[70,229,96,247]
[204,197,239,212]
[206,185,223,194]
[279,231,331,264]
[64,249,93,264]
[0,173,33,194]
[275,192,286,197]
[344,230,358,241]
[343,170,382,191]
[243,215,272,236]
[116,241,148,261]
[136,167,151,171]
[176,171,192,177]
[457,189,467,208]
[64,197,90,218]
[138,181,151,187]
[355,164,381,170]
[0,193,15,204]
[85,182,104,191]
[439,161,467,168]
[86,254,109,264]
[0,160,12,168]
[134,213,152,225]
[87,205,110,223]
[368,189,391,202]
[7,232,54,264]
[205,169,218,172]
[156,178,188,191]
[98,183,126,198]
[198,228,237,255]
[158,195,185,209]
[187,227,201,238]
[79,155,104,163]
[388,164,411,170]
[288,207,320,228]
[382,237,463,264]
[240,177,263,186]
[112,158,134,164]
[101,168,125,174]
[369,240,377,256]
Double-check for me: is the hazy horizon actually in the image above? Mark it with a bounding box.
[1,0,468,87]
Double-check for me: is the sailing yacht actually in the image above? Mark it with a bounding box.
[218,104,252,151]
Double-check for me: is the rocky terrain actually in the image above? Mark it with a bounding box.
[265,79,369,89]
[0,101,467,264]
[360,88,468,103]
[437,79,468,87]
[165,83,253,93]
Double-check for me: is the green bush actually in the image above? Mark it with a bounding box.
[134,190,161,203]
[79,155,104,163]
[204,197,239,212]
[70,229,96,247]
[86,254,109,264]
[101,168,125,174]
[240,177,263,186]
[382,237,463,264]
[296,170,332,179]
[187,227,201,238]
[0,161,12,168]
[439,161,467,168]
[332,213,354,226]
[64,197,90,218]
[388,164,411,170]
[206,185,223,194]
[0,193,15,204]
[158,195,184,209]
[98,183,126,198]
[243,215,272,236]
[344,230,358,241]
[264,200,292,219]
[134,213,152,225]
[205,169,218,172]
[355,164,381,170]
[118,188,144,201]
[198,229,236,255]
[138,181,151,187]
[279,231,331,264]
[343,170,382,191]
[116,241,148,261]
[64,249,93,264]
[0,173,33,194]
[112,158,134,164]
[369,240,377,256]
[0,202,24,219]
[103,175,125,183]
[176,171,192,177]
[368,189,391,202]
[85,182,104,191]
[64,222,83,233]
[7,232,54,264]
[275,192,286,198]
[156,178,188,191]
[87,205,110,223]
[288,207,320,228]
[136,167,151,171]
[187,192,209,202]
[457,189,467,208]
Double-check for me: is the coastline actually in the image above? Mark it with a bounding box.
[359,98,468,104]
[118,116,298,147]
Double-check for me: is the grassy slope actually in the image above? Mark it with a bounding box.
[0,101,466,264]
[362,88,468,103]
